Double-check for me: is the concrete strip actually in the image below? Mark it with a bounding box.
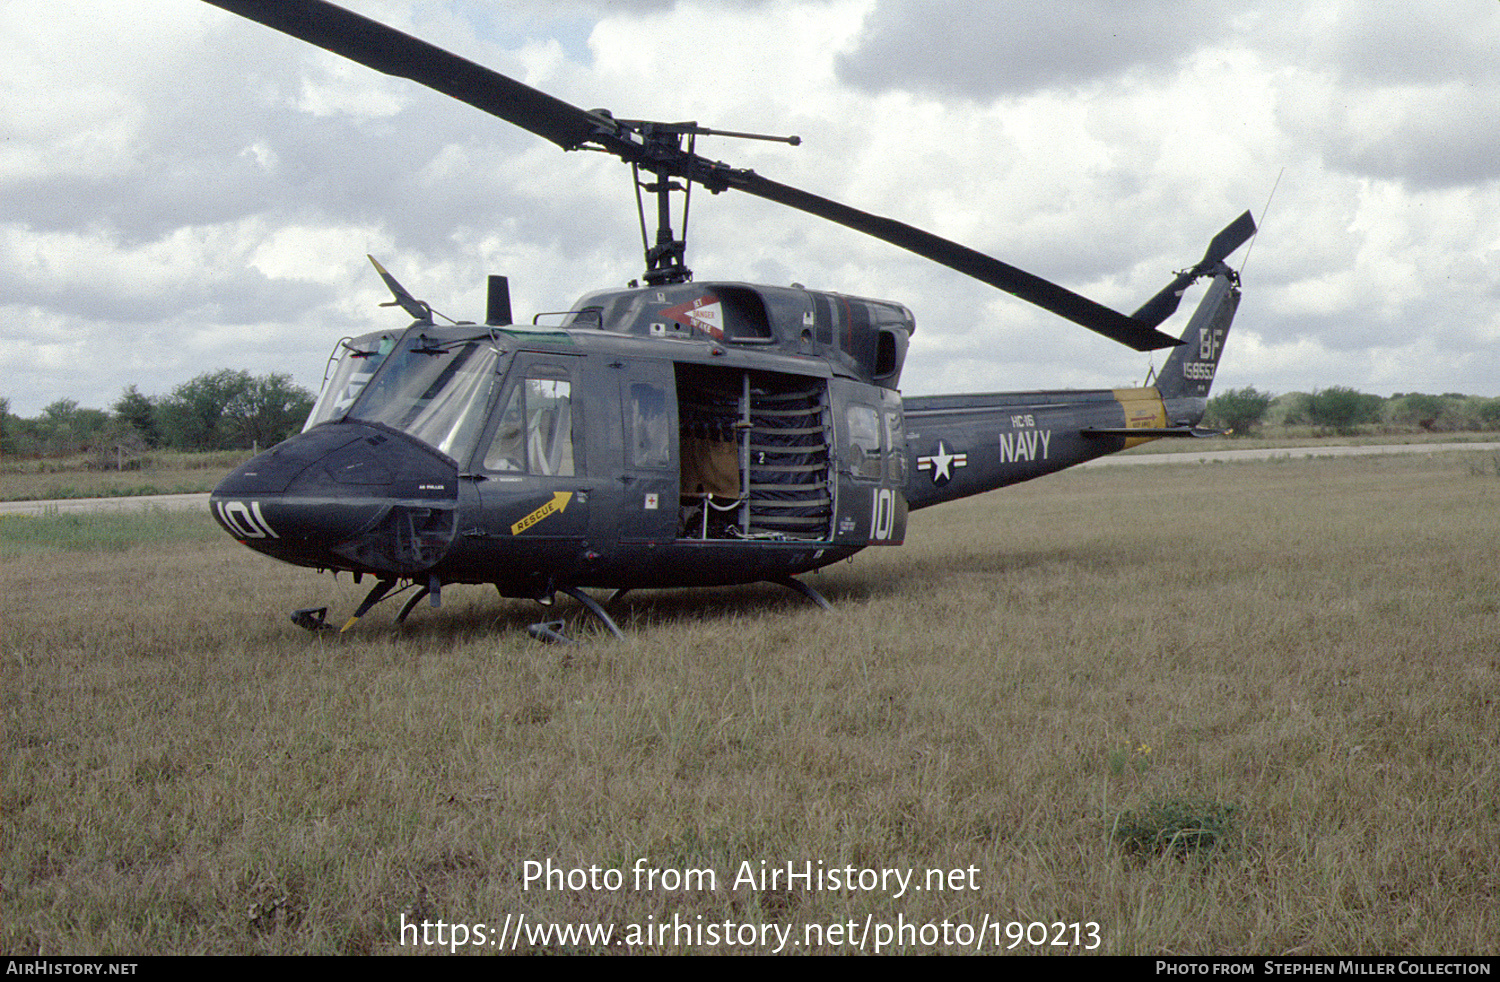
[1083,441,1500,468]
[0,493,212,517]
[2,444,1497,515]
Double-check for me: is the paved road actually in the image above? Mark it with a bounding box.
[0,492,211,517]
[3,442,1497,517]
[1082,441,1500,468]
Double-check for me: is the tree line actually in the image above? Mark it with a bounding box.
[1,370,315,459]
[1205,387,1500,436]
[5,375,1499,460]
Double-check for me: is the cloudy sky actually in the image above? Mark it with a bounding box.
[5,0,1498,417]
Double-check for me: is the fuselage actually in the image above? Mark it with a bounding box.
[212,282,909,597]
[210,277,1226,599]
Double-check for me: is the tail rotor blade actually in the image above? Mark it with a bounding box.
[1132,211,1257,328]
[1131,271,1198,329]
[1202,210,1257,268]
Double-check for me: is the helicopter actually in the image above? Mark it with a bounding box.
[202,0,1257,641]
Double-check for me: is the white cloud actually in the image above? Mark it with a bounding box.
[3,0,1499,418]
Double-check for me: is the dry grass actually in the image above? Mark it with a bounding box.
[3,451,1497,955]
[0,450,247,501]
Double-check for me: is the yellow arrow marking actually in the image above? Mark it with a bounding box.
[511,491,573,535]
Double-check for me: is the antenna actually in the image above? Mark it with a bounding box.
[1239,168,1283,279]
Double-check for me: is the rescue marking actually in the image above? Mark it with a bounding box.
[511,491,574,535]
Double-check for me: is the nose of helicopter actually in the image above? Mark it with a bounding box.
[210,422,460,575]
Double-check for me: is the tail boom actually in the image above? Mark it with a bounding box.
[901,253,1246,511]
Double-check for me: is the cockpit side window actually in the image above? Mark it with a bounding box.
[483,376,576,477]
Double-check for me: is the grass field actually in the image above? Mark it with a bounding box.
[3,450,1497,955]
[2,432,1496,501]
[0,450,249,502]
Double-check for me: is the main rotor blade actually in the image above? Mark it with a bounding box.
[201,0,607,151]
[202,0,1186,351]
[730,172,1182,351]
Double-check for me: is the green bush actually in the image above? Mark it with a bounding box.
[1306,386,1383,434]
[154,370,314,452]
[1206,386,1273,433]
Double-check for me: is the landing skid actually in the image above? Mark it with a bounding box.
[770,575,834,612]
[292,575,830,639]
[612,577,830,613]
[527,585,625,644]
[528,577,830,643]
[396,584,431,624]
[291,574,434,633]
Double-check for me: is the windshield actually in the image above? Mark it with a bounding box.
[303,334,397,431]
[347,335,501,460]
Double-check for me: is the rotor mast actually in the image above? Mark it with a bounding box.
[616,120,800,286]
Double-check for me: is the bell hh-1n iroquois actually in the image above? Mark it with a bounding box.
[202,0,1258,640]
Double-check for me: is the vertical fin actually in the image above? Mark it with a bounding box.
[1155,268,1240,402]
